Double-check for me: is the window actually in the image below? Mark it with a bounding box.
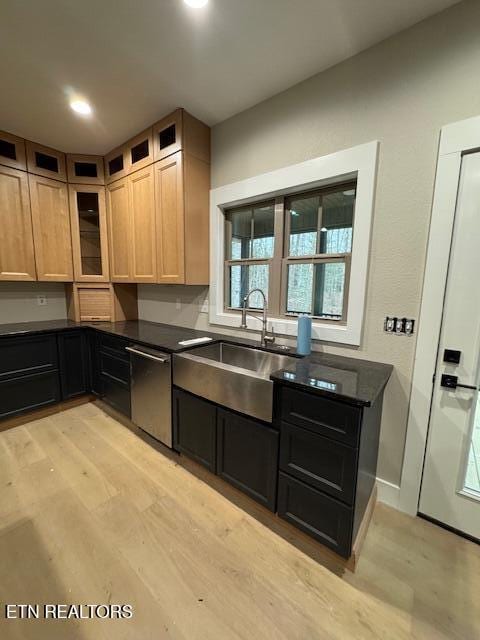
[224,183,356,322]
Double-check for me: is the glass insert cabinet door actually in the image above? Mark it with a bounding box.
[68,185,109,282]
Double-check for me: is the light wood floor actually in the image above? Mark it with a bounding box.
[0,403,478,640]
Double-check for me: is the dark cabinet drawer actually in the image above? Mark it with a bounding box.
[98,333,130,360]
[0,371,60,420]
[277,472,353,558]
[217,408,279,511]
[0,334,58,381]
[173,388,217,472]
[280,422,357,504]
[100,352,130,387]
[102,376,131,417]
[281,387,361,447]
[58,331,89,400]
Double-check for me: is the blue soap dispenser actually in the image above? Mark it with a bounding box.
[296,314,312,356]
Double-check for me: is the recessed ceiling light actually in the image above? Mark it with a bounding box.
[184,0,208,7]
[70,99,92,116]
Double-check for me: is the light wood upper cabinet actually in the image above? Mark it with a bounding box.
[155,150,209,285]
[28,174,73,281]
[153,109,210,164]
[69,184,109,282]
[155,153,185,283]
[0,131,27,171]
[0,165,36,280]
[67,154,104,185]
[106,178,131,281]
[126,128,154,174]
[26,141,67,182]
[104,145,128,185]
[128,165,156,282]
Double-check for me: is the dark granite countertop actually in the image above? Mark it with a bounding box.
[269,352,393,407]
[0,319,392,405]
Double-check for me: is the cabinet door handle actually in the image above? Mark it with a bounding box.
[125,346,169,363]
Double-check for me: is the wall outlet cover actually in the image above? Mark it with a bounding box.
[37,295,47,306]
[200,298,209,313]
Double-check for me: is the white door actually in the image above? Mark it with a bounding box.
[419,151,480,539]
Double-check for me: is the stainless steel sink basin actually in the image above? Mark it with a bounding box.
[173,342,299,422]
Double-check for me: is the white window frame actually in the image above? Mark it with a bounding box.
[209,141,379,346]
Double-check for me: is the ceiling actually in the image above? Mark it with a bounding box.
[0,0,459,155]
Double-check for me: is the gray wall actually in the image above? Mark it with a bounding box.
[140,0,480,487]
[0,282,67,324]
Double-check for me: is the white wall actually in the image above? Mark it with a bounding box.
[140,0,480,487]
[0,282,67,324]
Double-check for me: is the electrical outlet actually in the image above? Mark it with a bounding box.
[37,295,47,306]
[175,298,181,310]
[200,298,209,314]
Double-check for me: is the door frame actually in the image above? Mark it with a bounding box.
[399,114,480,515]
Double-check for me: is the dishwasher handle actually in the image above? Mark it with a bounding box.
[125,346,170,363]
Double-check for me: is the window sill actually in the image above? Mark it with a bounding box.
[209,310,361,346]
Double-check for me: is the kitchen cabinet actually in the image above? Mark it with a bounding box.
[0,130,26,171]
[26,141,67,182]
[69,184,109,282]
[217,408,279,511]
[0,165,36,281]
[128,165,156,282]
[106,177,130,280]
[0,333,60,420]
[173,387,217,472]
[29,174,73,281]
[88,330,102,396]
[104,145,128,184]
[155,150,209,284]
[153,109,210,164]
[58,330,89,399]
[98,333,131,417]
[126,128,154,174]
[276,384,383,558]
[66,283,137,322]
[106,167,156,283]
[67,154,104,185]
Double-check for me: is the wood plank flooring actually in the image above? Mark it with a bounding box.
[0,403,479,639]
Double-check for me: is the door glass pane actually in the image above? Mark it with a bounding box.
[286,263,313,314]
[77,192,102,276]
[289,194,319,256]
[230,264,269,309]
[319,188,355,254]
[313,262,346,318]
[464,397,480,495]
[252,204,274,258]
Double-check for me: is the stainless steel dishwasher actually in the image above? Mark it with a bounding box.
[126,344,172,447]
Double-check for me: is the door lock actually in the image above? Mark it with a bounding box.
[440,374,478,391]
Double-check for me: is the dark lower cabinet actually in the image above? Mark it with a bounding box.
[0,370,60,420]
[88,330,102,396]
[217,408,278,511]
[173,388,217,472]
[0,333,61,420]
[58,331,89,400]
[98,333,131,417]
[277,472,353,558]
[279,421,357,504]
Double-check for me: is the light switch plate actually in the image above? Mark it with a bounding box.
[37,295,47,306]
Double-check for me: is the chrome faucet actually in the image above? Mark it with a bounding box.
[240,288,275,347]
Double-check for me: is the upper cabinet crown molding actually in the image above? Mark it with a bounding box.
[0,130,27,171]
[153,109,210,164]
[126,127,154,175]
[26,141,67,182]
[67,154,104,185]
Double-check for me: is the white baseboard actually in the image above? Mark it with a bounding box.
[376,477,400,510]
